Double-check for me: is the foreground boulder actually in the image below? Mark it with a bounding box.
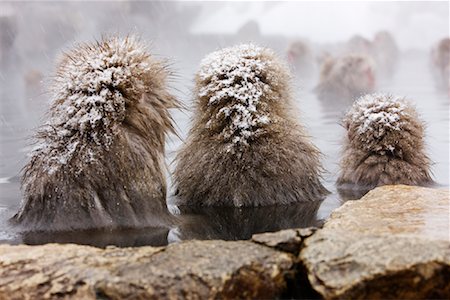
[301,185,450,299]
[0,240,294,299]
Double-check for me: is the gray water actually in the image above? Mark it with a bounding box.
[0,1,448,247]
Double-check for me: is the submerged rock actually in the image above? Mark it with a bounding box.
[0,240,294,299]
[252,227,316,255]
[301,185,450,299]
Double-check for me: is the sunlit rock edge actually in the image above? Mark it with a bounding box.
[0,185,448,299]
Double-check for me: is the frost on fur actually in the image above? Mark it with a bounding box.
[31,37,154,175]
[337,93,433,194]
[13,36,178,231]
[346,93,408,153]
[197,44,274,150]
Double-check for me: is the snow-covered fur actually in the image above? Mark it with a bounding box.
[315,54,375,101]
[174,44,328,207]
[337,94,433,192]
[12,36,179,231]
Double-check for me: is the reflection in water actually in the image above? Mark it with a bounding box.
[7,201,322,247]
[316,93,355,120]
[20,227,170,248]
[172,201,322,242]
[336,184,372,202]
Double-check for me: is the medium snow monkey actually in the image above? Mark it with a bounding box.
[12,36,179,231]
[174,44,328,207]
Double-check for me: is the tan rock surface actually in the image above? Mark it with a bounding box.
[301,185,450,299]
[252,228,316,254]
[0,240,294,299]
[1,185,449,299]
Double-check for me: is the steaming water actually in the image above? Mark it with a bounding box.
[0,1,448,247]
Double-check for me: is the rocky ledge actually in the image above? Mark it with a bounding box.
[301,185,450,299]
[0,185,449,299]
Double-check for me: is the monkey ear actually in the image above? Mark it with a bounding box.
[341,119,350,130]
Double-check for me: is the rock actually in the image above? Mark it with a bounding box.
[252,228,322,299]
[252,228,317,255]
[0,240,294,299]
[301,185,450,299]
[2,185,448,299]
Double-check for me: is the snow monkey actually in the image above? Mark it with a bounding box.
[315,54,376,102]
[431,38,450,93]
[12,36,179,231]
[337,93,433,196]
[174,44,328,207]
[286,40,315,77]
[372,30,399,77]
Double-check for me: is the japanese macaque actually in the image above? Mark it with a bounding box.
[346,35,372,55]
[24,69,44,95]
[431,38,450,93]
[287,40,315,78]
[0,5,17,64]
[337,93,433,198]
[372,31,399,78]
[174,44,328,207]
[315,54,376,102]
[11,36,180,231]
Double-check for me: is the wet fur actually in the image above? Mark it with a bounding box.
[174,45,328,207]
[337,95,433,193]
[174,202,322,241]
[12,37,179,231]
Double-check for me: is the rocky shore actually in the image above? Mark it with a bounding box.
[0,185,448,299]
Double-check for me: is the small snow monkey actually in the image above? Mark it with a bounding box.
[174,44,328,207]
[337,93,433,193]
[12,36,179,231]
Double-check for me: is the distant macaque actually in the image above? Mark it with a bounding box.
[287,40,315,77]
[24,69,44,95]
[12,36,179,231]
[346,35,373,55]
[0,6,17,64]
[337,93,433,197]
[372,31,399,77]
[315,54,376,101]
[431,38,450,93]
[174,44,328,207]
